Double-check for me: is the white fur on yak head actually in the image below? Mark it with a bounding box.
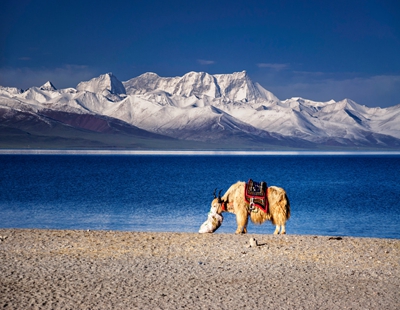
[210,182,291,235]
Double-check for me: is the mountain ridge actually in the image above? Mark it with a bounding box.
[1,71,399,150]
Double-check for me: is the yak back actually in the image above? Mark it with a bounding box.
[221,181,290,226]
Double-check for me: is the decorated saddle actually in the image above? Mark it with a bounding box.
[245,179,269,213]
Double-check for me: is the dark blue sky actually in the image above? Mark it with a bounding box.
[1,0,399,107]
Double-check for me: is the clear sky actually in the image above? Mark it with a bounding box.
[1,0,399,107]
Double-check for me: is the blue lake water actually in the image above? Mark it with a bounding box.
[0,154,399,239]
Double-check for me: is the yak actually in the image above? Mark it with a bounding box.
[211,181,290,234]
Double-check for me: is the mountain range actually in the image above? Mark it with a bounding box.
[1,71,400,150]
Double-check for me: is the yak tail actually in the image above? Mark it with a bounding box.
[281,193,291,220]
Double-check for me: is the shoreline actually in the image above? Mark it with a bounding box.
[1,149,400,155]
[1,228,399,309]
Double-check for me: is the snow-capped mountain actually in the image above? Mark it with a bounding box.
[1,71,399,149]
[40,81,57,91]
[123,71,279,104]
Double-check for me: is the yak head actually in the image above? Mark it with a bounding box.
[211,188,224,214]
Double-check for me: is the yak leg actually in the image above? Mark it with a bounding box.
[273,224,286,235]
[235,210,248,234]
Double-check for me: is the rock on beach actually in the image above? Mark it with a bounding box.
[0,228,399,309]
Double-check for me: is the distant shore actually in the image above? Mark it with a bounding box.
[1,229,399,309]
[1,149,400,155]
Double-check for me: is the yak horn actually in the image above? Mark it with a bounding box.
[213,188,217,199]
[218,190,223,202]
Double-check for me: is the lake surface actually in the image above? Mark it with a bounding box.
[1,154,399,239]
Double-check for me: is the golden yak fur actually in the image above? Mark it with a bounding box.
[211,181,290,234]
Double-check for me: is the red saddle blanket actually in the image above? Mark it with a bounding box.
[244,179,269,213]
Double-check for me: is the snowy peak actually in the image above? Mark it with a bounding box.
[124,71,220,98]
[283,97,336,109]
[127,72,161,94]
[173,71,220,98]
[317,99,361,114]
[76,73,126,95]
[214,70,274,102]
[40,81,57,91]
[0,86,23,96]
[123,70,280,103]
[253,82,280,102]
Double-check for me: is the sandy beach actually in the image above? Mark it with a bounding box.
[0,229,399,309]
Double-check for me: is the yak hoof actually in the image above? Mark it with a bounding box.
[235,226,247,234]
